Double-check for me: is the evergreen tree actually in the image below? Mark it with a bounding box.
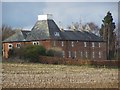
[99,11,116,60]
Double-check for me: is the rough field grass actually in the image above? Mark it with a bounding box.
[2,62,119,88]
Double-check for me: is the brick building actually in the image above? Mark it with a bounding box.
[2,14,106,60]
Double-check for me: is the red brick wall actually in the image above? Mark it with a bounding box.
[2,41,32,58]
[54,40,106,60]
[2,40,106,60]
[2,40,51,58]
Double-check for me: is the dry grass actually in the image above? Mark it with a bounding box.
[2,62,119,88]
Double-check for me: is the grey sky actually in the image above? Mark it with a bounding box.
[2,2,118,30]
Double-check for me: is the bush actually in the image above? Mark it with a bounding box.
[8,49,14,58]
[46,47,63,57]
[14,45,46,62]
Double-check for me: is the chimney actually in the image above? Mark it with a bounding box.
[38,14,53,20]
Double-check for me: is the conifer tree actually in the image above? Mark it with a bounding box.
[99,11,116,60]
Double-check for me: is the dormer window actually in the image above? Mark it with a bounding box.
[54,32,60,37]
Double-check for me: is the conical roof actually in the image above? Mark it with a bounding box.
[26,19,62,41]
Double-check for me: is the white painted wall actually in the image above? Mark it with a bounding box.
[38,14,53,20]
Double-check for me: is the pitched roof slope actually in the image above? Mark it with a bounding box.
[3,15,104,42]
[26,20,62,41]
[3,30,30,42]
[26,20,50,41]
[60,31,103,41]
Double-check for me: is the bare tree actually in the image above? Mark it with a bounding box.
[2,25,15,41]
[86,22,100,35]
[67,21,99,34]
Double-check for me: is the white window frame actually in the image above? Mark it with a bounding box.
[68,51,71,58]
[85,51,88,58]
[71,41,74,47]
[54,32,60,37]
[81,52,83,58]
[92,42,95,47]
[62,51,65,58]
[8,44,13,49]
[84,42,87,47]
[99,51,101,58]
[33,41,39,45]
[74,51,76,58]
[99,43,101,48]
[53,41,56,47]
[16,43,21,48]
[93,52,95,58]
[61,41,64,47]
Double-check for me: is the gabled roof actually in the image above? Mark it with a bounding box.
[3,30,30,42]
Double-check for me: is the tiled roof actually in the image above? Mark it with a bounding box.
[26,19,103,41]
[26,20,50,41]
[26,20,62,41]
[3,30,30,42]
[60,31,103,41]
[3,19,104,42]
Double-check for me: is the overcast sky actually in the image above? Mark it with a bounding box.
[2,2,118,30]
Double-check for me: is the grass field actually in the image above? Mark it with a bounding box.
[2,62,119,88]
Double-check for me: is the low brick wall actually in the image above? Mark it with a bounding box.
[39,56,120,67]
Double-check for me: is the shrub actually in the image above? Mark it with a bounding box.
[46,47,63,57]
[14,45,46,62]
[8,48,15,58]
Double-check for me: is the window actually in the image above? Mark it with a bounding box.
[53,41,56,47]
[93,52,95,58]
[16,43,21,48]
[74,51,76,58]
[71,41,74,47]
[99,51,101,58]
[54,32,60,37]
[62,51,65,58]
[68,51,71,58]
[33,41,39,45]
[85,51,88,58]
[61,41,64,47]
[92,42,95,47]
[99,43,101,48]
[81,52,83,58]
[8,44,13,49]
[37,42,39,45]
[84,42,87,47]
